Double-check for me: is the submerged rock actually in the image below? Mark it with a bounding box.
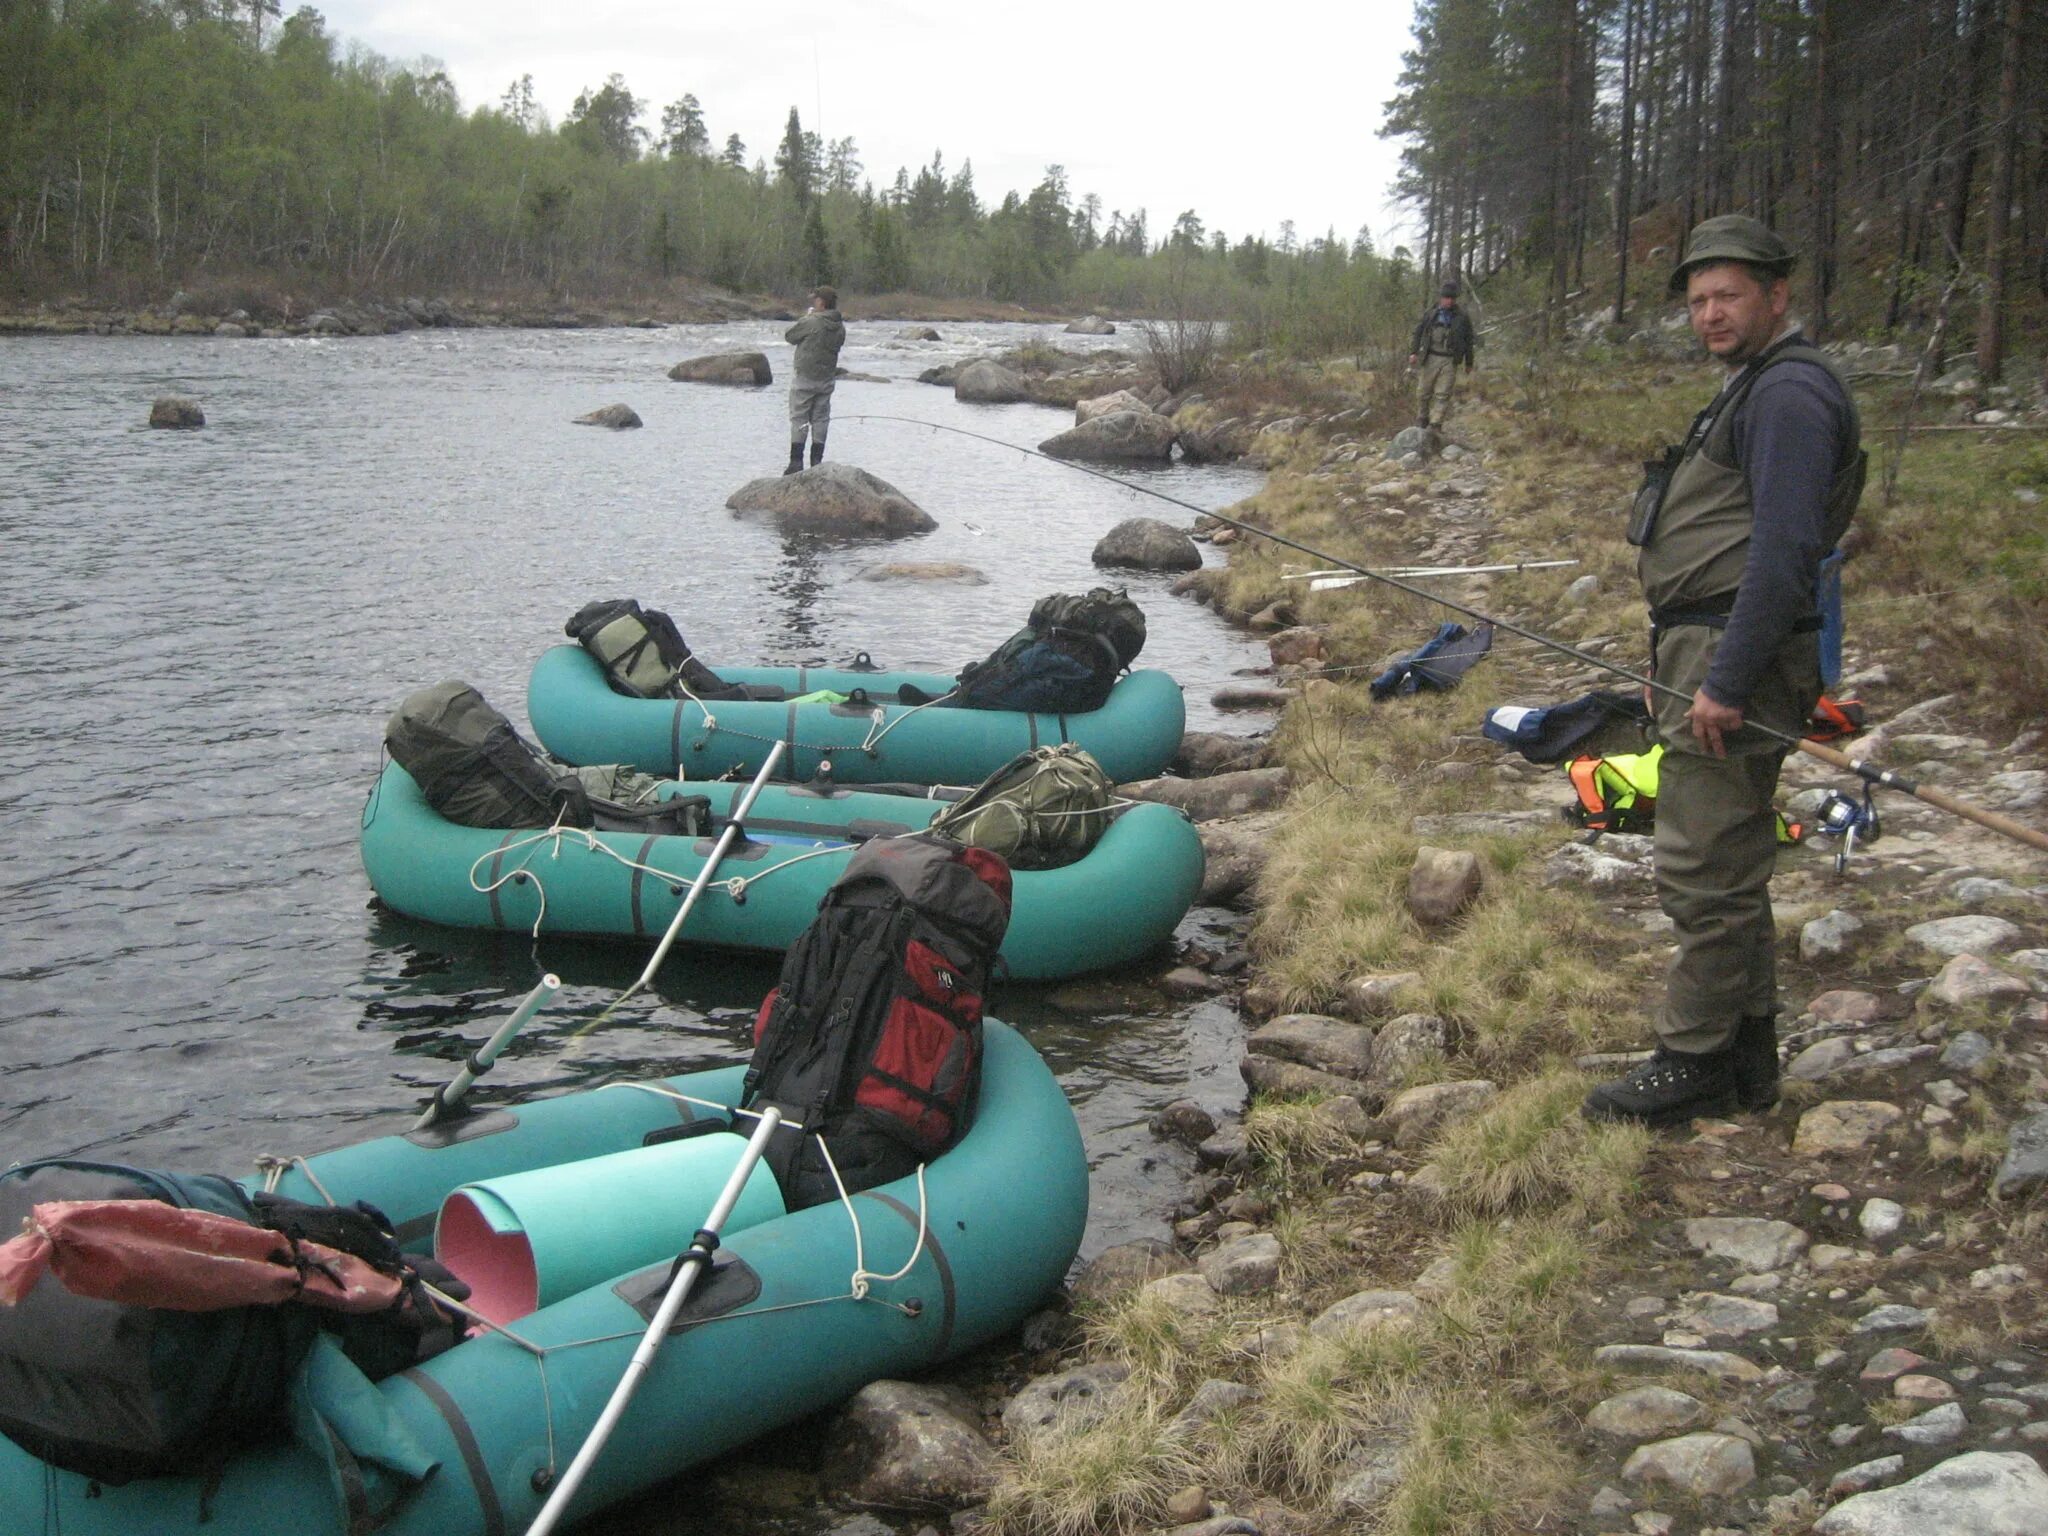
[1045,411,1180,462]
[727,464,935,538]
[852,561,987,584]
[669,350,772,385]
[573,403,642,429]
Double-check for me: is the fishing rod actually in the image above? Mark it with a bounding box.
[843,413,2048,857]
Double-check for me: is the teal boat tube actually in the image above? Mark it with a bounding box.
[526,644,1188,785]
[360,763,1204,980]
[0,1021,1087,1536]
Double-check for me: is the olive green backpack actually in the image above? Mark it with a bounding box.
[927,745,1115,870]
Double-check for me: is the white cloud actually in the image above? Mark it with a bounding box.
[314,0,1420,248]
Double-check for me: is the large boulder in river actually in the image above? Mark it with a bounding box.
[727,463,936,539]
[669,351,772,385]
[574,403,642,429]
[148,396,204,429]
[1066,315,1117,335]
[1043,412,1179,463]
[899,326,941,341]
[1094,516,1202,571]
[954,359,1031,403]
[1076,389,1153,425]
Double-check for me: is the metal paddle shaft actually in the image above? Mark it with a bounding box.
[524,1105,783,1536]
[614,741,788,1011]
[415,974,563,1131]
[843,413,2048,857]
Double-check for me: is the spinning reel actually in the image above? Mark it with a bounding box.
[1813,785,1882,874]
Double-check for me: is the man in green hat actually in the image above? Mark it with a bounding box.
[1584,214,1865,1127]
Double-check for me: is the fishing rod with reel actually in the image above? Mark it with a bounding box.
[842,413,2048,861]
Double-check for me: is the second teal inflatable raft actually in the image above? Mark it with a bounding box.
[526,644,1188,785]
[360,764,1204,979]
[0,1021,1087,1536]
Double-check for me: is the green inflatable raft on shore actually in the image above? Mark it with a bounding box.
[525,644,1188,785]
[360,763,1205,980]
[0,1021,1087,1536]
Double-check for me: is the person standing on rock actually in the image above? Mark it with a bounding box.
[1408,280,1476,431]
[1584,215,1864,1127]
[784,286,846,474]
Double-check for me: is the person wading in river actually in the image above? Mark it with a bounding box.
[784,286,846,474]
[1583,214,1865,1127]
[1407,280,1476,432]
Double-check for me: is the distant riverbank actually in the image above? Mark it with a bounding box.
[0,275,1079,340]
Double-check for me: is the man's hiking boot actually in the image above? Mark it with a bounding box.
[1732,1013,1780,1111]
[1417,414,1432,430]
[784,442,805,475]
[809,440,825,467]
[1582,1046,1739,1127]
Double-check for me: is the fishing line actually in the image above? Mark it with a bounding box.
[842,413,2048,855]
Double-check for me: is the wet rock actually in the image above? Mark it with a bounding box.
[1592,1345,1765,1384]
[1813,1451,2048,1535]
[1241,1055,1360,1100]
[148,395,204,429]
[1197,813,1280,906]
[1173,732,1271,778]
[1859,1198,1905,1240]
[1151,1100,1217,1145]
[1991,1110,2048,1199]
[1161,966,1225,1000]
[1881,1401,1966,1446]
[1620,1433,1756,1497]
[1337,973,1424,1021]
[853,561,987,584]
[1050,412,1180,462]
[1672,1292,1779,1341]
[1308,1289,1425,1339]
[1002,1362,1130,1443]
[1122,767,1290,821]
[1680,1217,1809,1272]
[1906,916,2022,958]
[1586,1387,1708,1440]
[1794,1101,1904,1156]
[900,326,941,341]
[1248,1014,1375,1080]
[1065,315,1116,335]
[953,359,1030,403]
[1828,1456,1907,1497]
[1092,516,1202,569]
[1199,1233,1282,1296]
[1382,1080,1496,1149]
[1074,1239,1191,1302]
[1367,1014,1451,1093]
[573,403,641,428]
[1926,954,2033,1008]
[820,1381,997,1509]
[728,464,935,538]
[1803,909,1866,960]
[1407,847,1483,925]
[669,350,771,384]
[1075,389,1151,423]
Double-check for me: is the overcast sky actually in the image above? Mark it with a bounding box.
[315,0,1422,251]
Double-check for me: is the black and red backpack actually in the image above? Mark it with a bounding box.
[741,834,1012,1209]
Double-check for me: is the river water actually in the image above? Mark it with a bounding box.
[0,318,1270,1269]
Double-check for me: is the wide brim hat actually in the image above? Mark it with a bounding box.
[1668,215,1796,294]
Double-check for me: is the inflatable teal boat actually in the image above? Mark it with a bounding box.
[360,764,1204,980]
[0,1021,1086,1536]
[526,645,1188,785]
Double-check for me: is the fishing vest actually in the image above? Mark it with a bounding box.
[1630,333,1865,615]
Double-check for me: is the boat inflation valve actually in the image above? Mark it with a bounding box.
[1814,787,1881,875]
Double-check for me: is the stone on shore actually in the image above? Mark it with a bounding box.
[1794,1100,1904,1156]
[573,403,642,429]
[1813,1451,2048,1535]
[1076,389,1152,424]
[727,464,935,538]
[1678,1217,1808,1271]
[1904,915,2022,957]
[1992,1109,2048,1199]
[1045,411,1180,463]
[1621,1433,1755,1498]
[1382,1080,1496,1149]
[149,396,204,429]
[1593,1344,1766,1383]
[819,1381,996,1510]
[669,350,772,385]
[1196,812,1281,906]
[1121,766,1290,821]
[1074,1239,1191,1302]
[1308,1289,1425,1339]
[1173,732,1271,778]
[953,359,1030,403]
[1002,1362,1130,1444]
[1247,1014,1375,1080]
[1586,1387,1708,1440]
[1093,516,1202,570]
[1407,847,1483,925]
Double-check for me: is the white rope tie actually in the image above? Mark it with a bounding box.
[818,1136,930,1300]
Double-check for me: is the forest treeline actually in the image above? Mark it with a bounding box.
[4,0,2044,371]
[0,0,1414,356]
[1386,0,2046,377]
